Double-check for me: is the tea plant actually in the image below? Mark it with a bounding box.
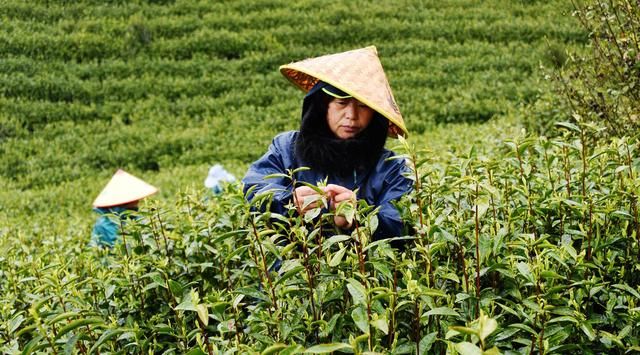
[529,0,640,137]
[3,124,640,353]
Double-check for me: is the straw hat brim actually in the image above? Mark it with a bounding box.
[279,46,408,138]
[93,169,158,208]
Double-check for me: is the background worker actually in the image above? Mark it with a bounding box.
[90,169,158,247]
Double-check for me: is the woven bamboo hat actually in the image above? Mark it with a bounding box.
[280,46,407,137]
[93,169,158,208]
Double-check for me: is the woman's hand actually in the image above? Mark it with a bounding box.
[323,184,356,229]
[323,184,355,205]
[293,186,322,214]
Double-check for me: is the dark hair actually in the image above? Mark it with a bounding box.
[294,89,389,177]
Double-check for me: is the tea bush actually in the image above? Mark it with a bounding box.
[2,123,640,353]
[528,0,640,137]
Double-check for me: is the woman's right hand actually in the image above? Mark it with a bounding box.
[293,186,322,214]
[323,184,356,229]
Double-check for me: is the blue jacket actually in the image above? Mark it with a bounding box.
[242,131,413,240]
[90,206,131,247]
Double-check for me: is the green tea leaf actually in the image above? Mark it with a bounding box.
[371,317,389,335]
[555,121,581,132]
[612,284,640,299]
[305,343,351,353]
[579,320,596,341]
[346,278,367,305]
[55,318,104,340]
[546,316,578,325]
[478,313,498,342]
[419,332,437,354]
[47,312,79,325]
[448,326,478,337]
[21,335,43,355]
[351,305,369,334]
[483,346,501,355]
[508,323,537,336]
[184,348,206,355]
[174,298,196,312]
[516,262,534,283]
[274,266,304,286]
[196,304,208,326]
[455,341,482,355]
[322,235,351,251]
[168,279,183,297]
[234,287,269,302]
[424,306,459,317]
[278,344,305,355]
[9,314,25,334]
[329,247,347,267]
[370,261,392,280]
[261,343,288,355]
[89,329,130,354]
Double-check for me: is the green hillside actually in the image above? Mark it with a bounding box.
[0,0,582,230]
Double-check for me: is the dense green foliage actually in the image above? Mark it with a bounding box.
[3,123,640,353]
[527,0,640,136]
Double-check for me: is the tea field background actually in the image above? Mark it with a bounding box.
[5,0,640,354]
[0,0,583,232]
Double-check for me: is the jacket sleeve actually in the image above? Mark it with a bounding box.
[242,134,294,215]
[372,159,414,241]
[89,209,120,248]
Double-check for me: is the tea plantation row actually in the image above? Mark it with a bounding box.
[2,121,639,353]
[0,0,582,201]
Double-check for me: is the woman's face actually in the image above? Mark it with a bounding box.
[326,98,375,139]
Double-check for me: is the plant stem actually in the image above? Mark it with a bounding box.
[587,201,593,261]
[354,221,366,275]
[562,145,572,198]
[388,267,398,346]
[456,230,470,293]
[119,217,130,259]
[543,146,556,193]
[620,0,640,53]
[301,241,317,322]
[624,143,640,257]
[487,169,498,233]
[198,318,214,355]
[414,300,421,355]
[156,209,171,261]
[249,217,278,312]
[579,129,588,200]
[474,182,481,318]
[353,218,372,350]
[515,142,533,233]
[412,150,425,232]
[597,1,629,79]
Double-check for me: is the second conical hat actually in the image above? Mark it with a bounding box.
[280,46,407,137]
[93,169,158,208]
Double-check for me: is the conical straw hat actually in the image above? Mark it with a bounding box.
[280,46,407,137]
[93,169,158,208]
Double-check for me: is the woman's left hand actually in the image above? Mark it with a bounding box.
[323,184,356,229]
[323,184,355,205]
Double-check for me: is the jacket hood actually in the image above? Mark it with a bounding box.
[294,85,388,177]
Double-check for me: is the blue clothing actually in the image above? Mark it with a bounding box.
[205,164,236,194]
[90,207,130,247]
[242,131,413,240]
